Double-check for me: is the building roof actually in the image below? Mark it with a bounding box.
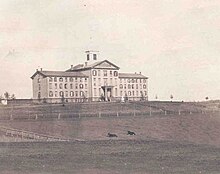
[66,60,120,71]
[31,70,88,79]
[119,73,148,79]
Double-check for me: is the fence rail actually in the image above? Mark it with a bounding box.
[0,109,218,122]
[0,126,70,142]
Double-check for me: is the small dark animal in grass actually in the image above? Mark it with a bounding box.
[127,131,136,135]
[107,133,118,137]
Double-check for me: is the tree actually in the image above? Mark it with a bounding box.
[170,94,173,101]
[11,94,16,100]
[4,92,10,100]
[205,96,209,101]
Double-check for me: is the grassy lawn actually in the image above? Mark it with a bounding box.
[0,140,220,174]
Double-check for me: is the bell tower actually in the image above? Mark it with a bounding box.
[85,50,99,64]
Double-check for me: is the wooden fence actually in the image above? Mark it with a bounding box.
[0,126,70,142]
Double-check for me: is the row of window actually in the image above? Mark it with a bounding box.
[120,91,147,97]
[49,83,87,90]
[119,84,147,89]
[92,70,118,77]
[93,78,118,86]
[49,91,87,98]
[48,77,87,82]
[120,78,147,83]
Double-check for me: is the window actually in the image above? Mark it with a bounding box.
[79,84,83,89]
[110,71,112,76]
[59,77,63,82]
[127,79,130,83]
[49,91,53,97]
[39,84,41,90]
[65,77,68,82]
[59,83,62,89]
[93,78,96,86]
[55,91,57,97]
[75,84,78,89]
[93,54,97,60]
[59,91,64,97]
[87,54,89,61]
[136,84,138,89]
[65,91,68,97]
[110,78,112,85]
[124,84,126,89]
[128,84,131,89]
[120,84,123,89]
[115,78,117,85]
[143,79,146,83]
[128,91,131,96]
[98,78,101,86]
[140,79,142,83]
[114,71,118,76]
[70,91,74,97]
[80,91,84,97]
[98,70,100,76]
[64,84,68,89]
[93,70,97,76]
[49,83,52,89]
[70,77,73,82]
[70,84,73,89]
[136,91,139,96]
[132,91,134,96]
[37,78,41,83]
[120,79,122,83]
[85,84,87,89]
[85,78,87,81]
[103,70,107,76]
[104,78,107,85]
[75,91,78,97]
[144,91,147,96]
[140,84,142,89]
[49,77,53,82]
[132,84,134,89]
[80,78,82,82]
[120,91,123,96]
[75,77,77,82]
[55,83,57,89]
[132,79,134,83]
[143,84,147,89]
[54,77,57,82]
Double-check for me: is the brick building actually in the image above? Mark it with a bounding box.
[31,51,148,103]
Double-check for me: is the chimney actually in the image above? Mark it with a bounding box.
[40,68,43,71]
[71,65,73,70]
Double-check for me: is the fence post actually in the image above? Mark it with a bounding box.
[58,113,60,120]
[117,112,119,117]
[10,114,13,120]
[150,107,152,116]
[79,113,81,118]
[165,110,167,115]
[190,111,192,115]
[178,110,181,115]
[35,114,38,120]
[99,112,101,118]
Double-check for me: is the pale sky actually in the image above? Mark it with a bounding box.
[0,0,220,101]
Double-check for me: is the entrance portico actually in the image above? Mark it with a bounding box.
[101,86,114,101]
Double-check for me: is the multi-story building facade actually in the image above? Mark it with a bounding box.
[31,51,148,103]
